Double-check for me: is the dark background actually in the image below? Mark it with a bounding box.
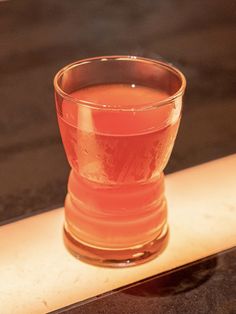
[1,0,236,223]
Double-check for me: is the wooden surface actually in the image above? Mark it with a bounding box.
[1,155,236,314]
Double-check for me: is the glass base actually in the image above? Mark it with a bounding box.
[63,223,169,268]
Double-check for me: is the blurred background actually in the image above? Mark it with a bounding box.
[1,0,236,223]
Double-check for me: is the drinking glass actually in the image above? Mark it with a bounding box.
[54,56,186,267]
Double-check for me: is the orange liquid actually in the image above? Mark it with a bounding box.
[57,84,179,248]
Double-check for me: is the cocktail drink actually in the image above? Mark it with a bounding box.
[54,56,186,267]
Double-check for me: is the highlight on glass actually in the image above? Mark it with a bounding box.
[54,55,186,267]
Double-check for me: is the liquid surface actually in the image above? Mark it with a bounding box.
[57,84,180,248]
[70,83,168,108]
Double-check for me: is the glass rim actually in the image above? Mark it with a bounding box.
[53,55,186,111]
